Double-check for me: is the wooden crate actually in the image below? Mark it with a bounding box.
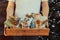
[4,27,50,36]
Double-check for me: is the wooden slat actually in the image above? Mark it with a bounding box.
[4,28,50,36]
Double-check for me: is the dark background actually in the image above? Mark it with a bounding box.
[0,0,60,40]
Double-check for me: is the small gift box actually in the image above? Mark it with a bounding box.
[4,16,19,28]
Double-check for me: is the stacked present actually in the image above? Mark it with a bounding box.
[4,13,48,29]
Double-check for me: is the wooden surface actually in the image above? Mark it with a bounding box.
[4,28,50,36]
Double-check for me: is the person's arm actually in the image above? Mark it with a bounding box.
[41,0,49,27]
[42,0,49,17]
[6,1,15,20]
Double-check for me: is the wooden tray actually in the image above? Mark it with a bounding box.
[4,27,50,36]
